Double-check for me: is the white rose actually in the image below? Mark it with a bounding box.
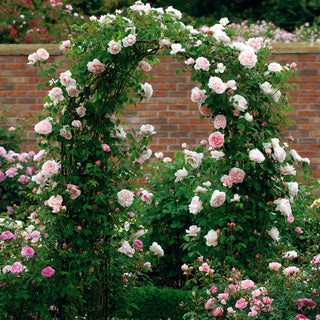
[204,230,218,247]
[150,242,164,256]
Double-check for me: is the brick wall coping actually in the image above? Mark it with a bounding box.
[0,42,320,55]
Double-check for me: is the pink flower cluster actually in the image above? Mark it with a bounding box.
[28,48,50,64]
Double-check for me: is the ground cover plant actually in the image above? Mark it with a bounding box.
[0,1,319,319]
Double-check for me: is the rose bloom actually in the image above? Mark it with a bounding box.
[240,279,255,290]
[71,120,82,128]
[185,57,195,65]
[118,240,135,257]
[108,40,122,54]
[184,150,203,169]
[199,104,211,117]
[122,34,136,47]
[76,106,86,117]
[36,48,50,62]
[133,239,143,249]
[280,164,296,176]
[117,189,134,207]
[208,132,224,149]
[68,185,81,200]
[138,60,152,72]
[150,242,164,257]
[2,265,12,273]
[246,37,264,50]
[235,298,248,310]
[42,266,55,277]
[59,70,75,87]
[66,85,80,97]
[213,114,226,129]
[211,150,225,160]
[229,167,246,183]
[34,119,52,135]
[272,147,286,163]
[268,226,280,241]
[208,76,227,94]
[249,148,265,163]
[287,182,299,197]
[205,230,218,247]
[28,52,39,64]
[59,40,71,51]
[1,231,16,240]
[141,190,153,204]
[283,266,300,276]
[268,62,283,72]
[269,262,282,270]
[212,306,224,317]
[18,175,30,184]
[186,225,201,236]
[11,262,24,275]
[47,195,63,208]
[34,149,46,162]
[174,167,188,182]
[244,112,253,121]
[48,87,64,103]
[210,190,226,207]
[42,160,59,176]
[21,246,35,258]
[221,175,233,188]
[190,87,206,104]
[188,196,203,215]
[5,167,17,177]
[205,298,215,310]
[295,227,303,234]
[163,157,171,163]
[139,124,156,137]
[282,250,298,260]
[194,57,210,71]
[144,262,151,269]
[239,50,257,68]
[231,94,248,112]
[60,126,72,140]
[87,58,105,74]
[140,82,153,100]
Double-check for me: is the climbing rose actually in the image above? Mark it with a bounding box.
[269,262,282,270]
[42,267,55,277]
[87,58,105,74]
[34,119,52,135]
[204,230,218,247]
[186,225,201,236]
[118,241,135,257]
[42,160,59,176]
[108,40,122,54]
[150,242,164,256]
[213,115,226,129]
[188,196,203,215]
[210,190,226,207]
[229,167,245,183]
[208,76,227,94]
[191,87,206,104]
[208,132,224,149]
[249,148,265,163]
[21,246,35,258]
[122,34,136,47]
[239,50,257,68]
[194,57,210,71]
[117,189,134,207]
[36,48,50,62]
[11,262,24,275]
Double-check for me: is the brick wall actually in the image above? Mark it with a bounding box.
[0,43,319,178]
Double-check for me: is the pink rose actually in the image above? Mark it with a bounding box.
[269,262,282,270]
[87,58,105,74]
[235,298,248,310]
[191,87,206,103]
[117,189,134,207]
[48,87,64,103]
[239,51,257,68]
[240,279,255,290]
[59,70,75,87]
[122,34,136,47]
[11,262,24,275]
[42,160,59,176]
[18,175,30,184]
[221,175,232,188]
[138,61,152,72]
[102,144,111,152]
[186,225,201,236]
[268,62,282,72]
[155,152,164,159]
[34,119,52,135]
[283,266,299,276]
[229,167,245,183]
[295,227,303,234]
[36,48,50,62]
[133,239,143,248]
[249,148,265,163]
[194,57,210,71]
[108,40,122,54]
[66,85,80,97]
[141,190,153,204]
[205,298,215,310]
[231,94,248,111]
[199,105,211,117]
[1,231,16,240]
[210,190,226,207]
[188,196,203,214]
[208,132,224,149]
[5,167,17,177]
[47,195,63,208]
[213,115,226,129]
[246,37,264,50]
[71,120,82,128]
[28,52,38,64]
[0,171,5,182]
[208,76,227,94]
[185,58,195,65]
[59,40,71,51]
[34,150,46,162]
[42,266,55,277]
[76,106,86,117]
[212,307,224,317]
[144,262,151,269]
[21,246,35,258]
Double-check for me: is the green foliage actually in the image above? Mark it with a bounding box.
[115,286,192,319]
